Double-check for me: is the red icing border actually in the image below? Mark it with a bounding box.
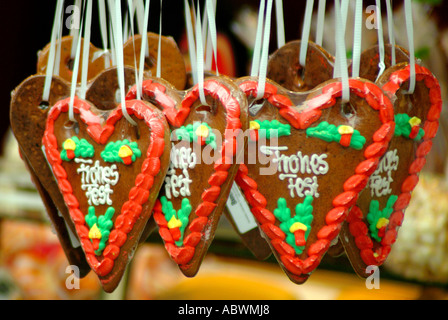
[236,79,395,276]
[346,64,442,266]
[127,78,242,266]
[42,97,166,277]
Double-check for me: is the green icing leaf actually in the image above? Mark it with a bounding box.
[60,136,95,161]
[100,139,142,164]
[176,122,217,149]
[394,114,425,141]
[255,119,291,139]
[85,206,115,256]
[160,196,192,247]
[366,195,398,242]
[274,196,314,255]
[306,121,366,150]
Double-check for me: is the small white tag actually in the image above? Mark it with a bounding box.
[226,183,258,234]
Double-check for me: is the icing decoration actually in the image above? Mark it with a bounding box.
[274,196,314,255]
[394,113,425,141]
[235,78,395,279]
[175,122,217,149]
[260,145,328,198]
[85,206,115,256]
[164,145,196,200]
[42,97,168,279]
[368,149,399,198]
[61,136,95,161]
[76,160,119,206]
[366,195,398,242]
[249,119,291,141]
[160,196,192,246]
[346,64,442,267]
[306,121,366,150]
[101,139,142,165]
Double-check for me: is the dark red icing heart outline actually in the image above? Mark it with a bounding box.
[42,97,167,277]
[235,78,395,277]
[126,78,242,266]
[345,64,442,266]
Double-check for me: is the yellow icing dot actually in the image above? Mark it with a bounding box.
[409,116,421,127]
[63,139,76,151]
[89,224,102,240]
[168,216,182,229]
[338,125,354,135]
[289,222,307,233]
[376,217,389,229]
[118,145,133,158]
[250,121,261,130]
[195,124,210,138]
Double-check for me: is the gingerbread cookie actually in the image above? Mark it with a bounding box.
[41,95,171,292]
[126,75,248,277]
[340,61,442,277]
[123,32,187,90]
[37,36,110,84]
[266,40,335,92]
[234,76,395,283]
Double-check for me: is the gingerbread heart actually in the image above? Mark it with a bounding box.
[123,32,187,90]
[339,62,442,277]
[126,76,248,277]
[234,76,395,283]
[37,35,110,83]
[41,96,171,292]
[266,40,335,92]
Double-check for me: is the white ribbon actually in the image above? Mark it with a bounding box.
[69,0,86,122]
[79,0,93,100]
[184,0,197,85]
[112,0,137,126]
[275,0,285,48]
[157,0,163,78]
[375,0,385,82]
[205,0,219,75]
[250,0,266,78]
[98,0,111,69]
[70,0,82,60]
[194,2,207,105]
[333,0,349,103]
[138,0,151,100]
[256,0,273,100]
[42,0,65,103]
[299,0,314,70]
[385,0,396,66]
[315,0,326,47]
[351,0,363,78]
[404,0,415,94]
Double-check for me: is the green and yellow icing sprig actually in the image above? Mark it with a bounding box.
[366,195,398,242]
[61,137,95,161]
[394,114,425,141]
[175,122,217,149]
[274,196,314,255]
[160,196,192,246]
[85,206,115,256]
[249,119,291,141]
[101,139,142,165]
[306,121,366,150]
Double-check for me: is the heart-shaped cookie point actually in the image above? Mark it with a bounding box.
[340,62,442,278]
[41,96,171,292]
[37,36,110,83]
[235,76,395,284]
[123,32,187,90]
[127,75,248,277]
[267,40,335,92]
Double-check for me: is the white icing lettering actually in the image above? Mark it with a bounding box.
[165,144,196,199]
[369,149,399,197]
